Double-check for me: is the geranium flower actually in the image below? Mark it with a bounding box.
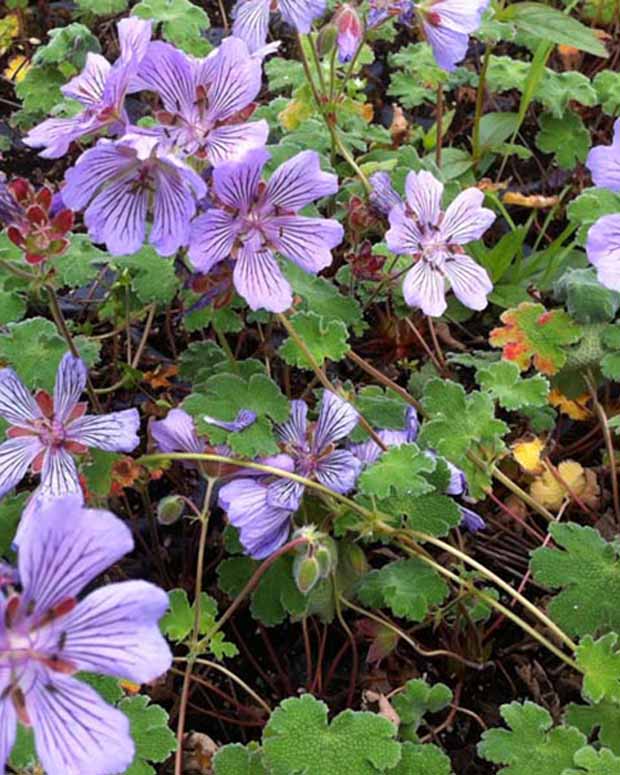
[0,353,140,500]
[218,392,361,558]
[334,5,364,63]
[586,118,620,192]
[232,0,326,53]
[416,0,490,71]
[586,214,620,291]
[367,0,413,29]
[62,132,206,256]
[134,36,269,163]
[188,148,343,312]
[151,407,257,454]
[377,169,495,316]
[0,495,171,775]
[24,18,152,159]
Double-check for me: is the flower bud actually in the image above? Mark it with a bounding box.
[293,554,322,595]
[315,536,338,578]
[334,4,363,64]
[341,541,369,576]
[317,23,338,56]
[157,495,185,525]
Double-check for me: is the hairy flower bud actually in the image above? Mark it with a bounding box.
[294,553,322,595]
[317,23,338,56]
[334,4,363,63]
[157,495,186,525]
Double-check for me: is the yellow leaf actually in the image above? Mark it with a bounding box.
[0,14,19,57]
[119,680,141,694]
[530,460,586,511]
[512,437,545,474]
[4,54,29,83]
[549,388,591,420]
[278,99,313,131]
[502,192,559,209]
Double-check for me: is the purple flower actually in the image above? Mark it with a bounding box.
[62,132,206,256]
[0,495,171,775]
[151,407,256,454]
[24,18,152,159]
[0,353,140,501]
[349,406,419,465]
[381,169,495,316]
[188,148,343,312]
[367,0,414,28]
[416,0,489,71]
[233,0,326,53]
[586,214,620,291]
[134,37,269,163]
[368,171,403,217]
[218,392,361,558]
[460,505,485,532]
[0,173,24,228]
[334,5,364,63]
[586,118,620,192]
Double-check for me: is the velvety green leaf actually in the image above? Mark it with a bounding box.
[279,311,349,368]
[132,0,210,55]
[113,248,180,306]
[476,361,549,410]
[33,23,100,69]
[76,0,129,13]
[358,443,435,499]
[576,634,620,704]
[535,111,590,169]
[54,235,108,288]
[119,696,177,774]
[594,70,620,116]
[392,679,453,743]
[554,268,620,324]
[565,746,620,775]
[565,701,620,755]
[568,188,620,246]
[213,744,268,774]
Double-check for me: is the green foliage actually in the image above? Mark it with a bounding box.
[576,634,620,704]
[119,695,177,775]
[179,341,229,386]
[82,449,121,498]
[478,701,586,774]
[14,66,66,124]
[160,589,238,659]
[113,248,181,306]
[213,744,267,774]
[32,23,100,70]
[9,726,36,770]
[264,57,306,93]
[184,370,289,457]
[566,747,620,775]
[535,111,590,169]
[357,558,448,622]
[358,444,434,499]
[279,311,350,368]
[476,360,549,410]
[389,742,453,774]
[262,694,402,774]
[55,235,108,288]
[0,492,27,555]
[554,268,620,324]
[593,71,620,116]
[418,379,508,498]
[566,701,620,756]
[568,188,620,246]
[530,523,620,637]
[0,317,99,391]
[132,0,211,55]
[392,679,453,743]
[76,0,129,13]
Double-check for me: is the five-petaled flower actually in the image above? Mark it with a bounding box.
[218,391,361,558]
[416,0,490,71]
[373,169,495,317]
[134,37,269,163]
[232,0,326,53]
[62,132,206,257]
[24,18,152,159]
[586,117,620,193]
[188,148,343,312]
[0,353,140,501]
[0,495,171,775]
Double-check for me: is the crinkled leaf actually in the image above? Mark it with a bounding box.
[114,248,180,306]
[357,558,448,622]
[132,0,211,55]
[564,746,620,775]
[76,0,129,13]
[576,634,620,704]
[161,589,237,658]
[262,694,402,774]
[553,268,620,324]
[279,311,349,369]
[568,188,620,247]
[476,360,549,410]
[535,111,590,169]
[33,23,100,70]
[179,341,228,386]
[119,695,177,774]
[358,443,435,499]
[392,679,453,743]
[530,523,620,637]
[388,742,453,774]
[594,70,620,116]
[213,744,268,774]
[403,493,463,536]
[55,235,108,288]
[0,491,27,555]
[565,701,620,756]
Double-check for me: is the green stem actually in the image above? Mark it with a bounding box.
[0,258,37,282]
[472,46,492,167]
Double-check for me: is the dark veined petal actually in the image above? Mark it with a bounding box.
[275,400,308,446]
[202,36,263,122]
[265,215,343,273]
[188,209,240,274]
[0,437,44,499]
[204,120,269,166]
[440,187,495,245]
[315,449,362,494]
[404,170,443,226]
[369,171,401,216]
[18,495,134,616]
[313,391,360,452]
[278,0,327,33]
[117,16,152,63]
[83,172,148,256]
[0,665,17,774]
[233,243,293,312]
[26,669,134,775]
[59,580,171,683]
[62,140,139,211]
[39,448,81,499]
[65,408,140,453]
[151,408,202,454]
[402,259,447,317]
[385,203,424,255]
[212,148,269,212]
[61,53,111,105]
[443,253,492,311]
[218,478,292,558]
[586,213,620,292]
[264,151,338,212]
[0,368,41,427]
[53,354,87,424]
[231,0,272,54]
[587,119,620,193]
[150,162,203,256]
[135,41,195,116]
[266,477,305,511]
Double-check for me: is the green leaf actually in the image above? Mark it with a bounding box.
[565,701,620,756]
[567,746,620,774]
[593,70,620,116]
[576,634,620,704]
[160,589,237,658]
[477,701,586,774]
[184,371,289,457]
[178,341,228,386]
[388,742,453,774]
[54,235,108,288]
[33,23,100,70]
[132,0,210,55]
[403,493,463,536]
[9,726,36,770]
[476,361,549,410]
[0,317,99,391]
[535,111,590,169]
[357,558,448,622]
[279,311,349,369]
[119,696,177,774]
[76,0,129,13]
[554,268,620,324]
[82,449,121,498]
[0,492,27,554]
[78,672,124,704]
[498,2,608,56]
[113,247,180,306]
[213,744,268,774]
[568,188,620,247]
[264,57,306,93]
[14,65,66,122]
[262,694,402,774]
[391,679,453,743]
[358,443,435,499]
[530,523,620,637]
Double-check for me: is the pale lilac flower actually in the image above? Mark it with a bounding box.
[0,495,171,775]
[219,392,361,557]
[367,0,413,28]
[460,506,484,532]
[368,171,402,216]
[233,0,326,53]
[0,353,139,500]
[382,169,495,316]
[24,18,152,159]
[134,37,269,163]
[188,148,343,312]
[416,0,489,71]
[586,118,620,192]
[62,132,206,256]
[334,5,363,63]
[151,407,256,454]
[586,214,620,291]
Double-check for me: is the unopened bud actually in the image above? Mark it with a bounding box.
[157,495,185,525]
[315,536,338,578]
[294,554,321,595]
[341,542,369,576]
[334,4,363,64]
[317,23,338,56]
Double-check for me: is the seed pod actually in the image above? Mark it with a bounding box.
[293,554,322,595]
